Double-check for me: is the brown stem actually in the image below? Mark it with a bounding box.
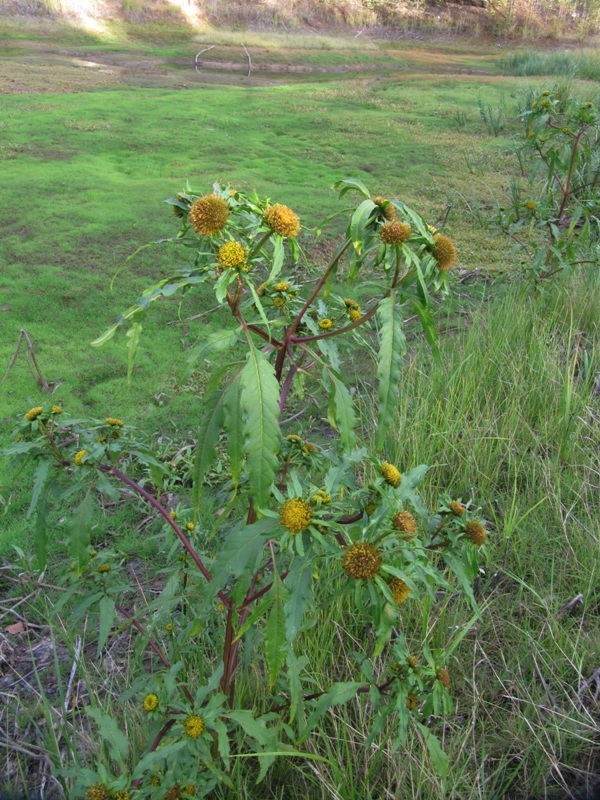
[131,719,177,788]
[99,464,231,608]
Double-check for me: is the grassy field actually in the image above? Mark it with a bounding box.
[0,25,599,800]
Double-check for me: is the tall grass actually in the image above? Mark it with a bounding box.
[500,49,600,81]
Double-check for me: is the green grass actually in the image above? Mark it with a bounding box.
[500,47,600,81]
[0,30,599,800]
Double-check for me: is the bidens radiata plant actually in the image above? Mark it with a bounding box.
[8,179,487,798]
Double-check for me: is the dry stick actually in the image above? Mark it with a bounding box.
[194,45,215,71]
[100,464,231,609]
[1,329,50,390]
[241,42,252,77]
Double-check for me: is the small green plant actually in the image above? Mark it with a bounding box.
[477,94,506,136]
[6,180,487,798]
[486,87,600,284]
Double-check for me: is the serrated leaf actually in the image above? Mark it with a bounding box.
[132,741,187,779]
[376,293,406,453]
[224,379,244,488]
[414,722,449,779]
[350,199,376,256]
[27,460,50,518]
[85,706,128,763]
[186,328,239,369]
[192,389,226,511]
[68,491,94,575]
[287,650,309,725]
[98,596,115,656]
[239,344,281,509]
[284,552,314,641]
[324,368,356,451]
[211,519,276,593]
[225,710,275,748]
[265,575,288,688]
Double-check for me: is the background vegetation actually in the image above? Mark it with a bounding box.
[0,15,598,800]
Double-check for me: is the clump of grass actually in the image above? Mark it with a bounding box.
[500,49,600,81]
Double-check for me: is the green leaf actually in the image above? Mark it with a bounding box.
[302,682,364,740]
[268,236,285,282]
[286,650,309,725]
[68,491,94,575]
[85,706,129,764]
[412,300,440,360]
[212,519,276,592]
[192,389,226,512]
[443,552,480,615]
[324,368,356,451]
[224,379,244,488]
[284,552,314,641]
[414,722,449,779]
[126,318,144,384]
[335,178,371,199]
[98,596,115,656]
[225,710,275,748]
[186,328,239,370]
[350,199,376,256]
[376,294,406,453]
[264,574,288,688]
[132,741,187,779]
[239,343,281,510]
[90,323,120,348]
[27,459,51,518]
[34,494,49,570]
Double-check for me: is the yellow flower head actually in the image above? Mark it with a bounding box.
[165,623,173,632]
[280,498,313,534]
[318,318,333,330]
[342,542,382,580]
[302,442,318,454]
[24,406,43,422]
[182,787,195,797]
[274,282,290,292]
[86,785,110,800]
[114,792,130,800]
[392,511,417,534]
[465,520,487,546]
[449,500,466,517]
[183,714,205,739]
[256,283,267,297]
[542,90,550,96]
[388,576,411,604]
[189,194,229,236]
[105,417,124,427]
[143,693,159,712]
[371,195,396,221]
[273,296,286,308]
[311,489,332,505]
[286,434,302,443]
[525,201,537,212]
[169,510,177,520]
[264,204,300,238]
[380,220,411,245]
[51,405,62,415]
[74,450,88,466]
[344,298,360,309]
[562,127,570,133]
[349,308,361,322]
[186,522,196,531]
[433,234,457,271]
[406,693,418,711]
[97,564,111,574]
[407,655,420,670]
[218,241,247,269]
[151,776,162,787]
[381,462,402,488]
[164,786,180,800]
[436,667,451,687]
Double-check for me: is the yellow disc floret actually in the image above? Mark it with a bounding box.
[273,296,285,308]
[183,715,205,739]
[449,500,466,517]
[189,194,229,236]
[465,520,487,546]
[51,405,62,415]
[97,564,111,574]
[280,498,313,534]
[436,667,451,687]
[74,450,88,466]
[342,542,382,580]
[371,195,396,221]
[380,221,411,245]
[381,462,402,488]
[143,693,159,712]
[318,318,333,330]
[344,298,359,309]
[392,511,417,535]
[24,406,43,422]
[274,282,290,292]
[264,204,300,238]
[218,241,247,269]
[349,308,361,322]
[311,489,332,505]
[388,576,411,604]
[433,234,457,271]
[86,785,110,800]
[406,693,418,710]
[105,417,124,427]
